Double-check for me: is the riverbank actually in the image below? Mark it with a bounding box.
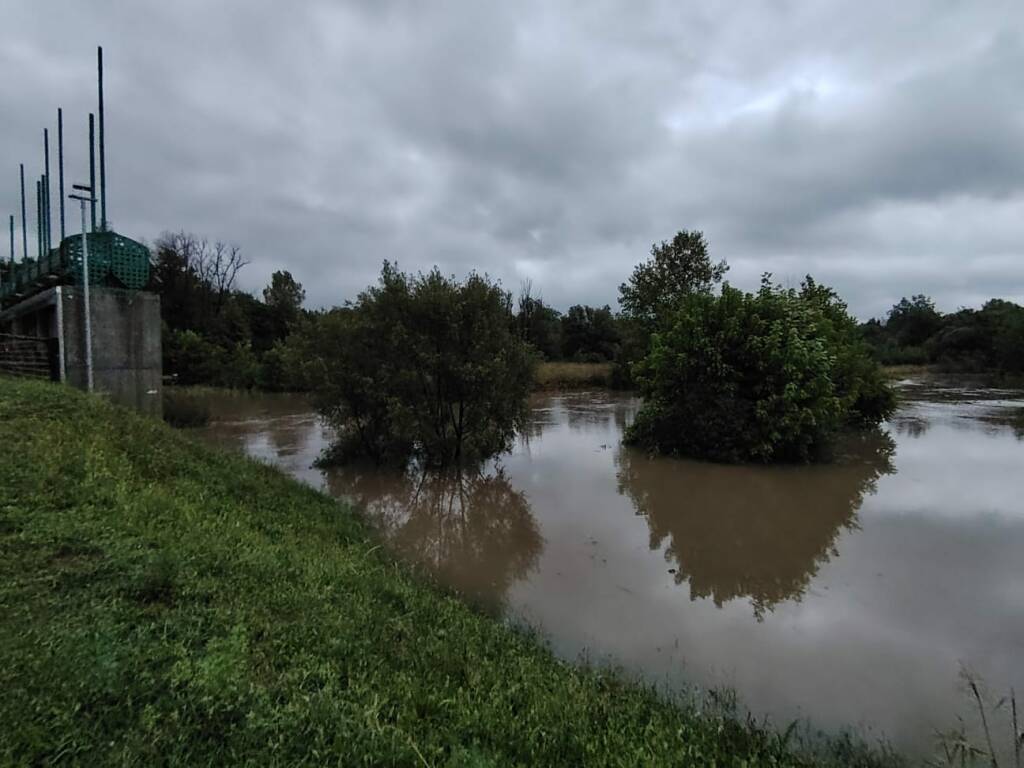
[0,378,903,766]
[534,361,613,389]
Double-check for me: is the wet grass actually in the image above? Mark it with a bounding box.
[535,361,613,390]
[0,377,905,766]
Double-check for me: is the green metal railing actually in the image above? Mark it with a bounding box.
[0,230,150,306]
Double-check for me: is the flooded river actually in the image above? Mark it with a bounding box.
[195,379,1024,754]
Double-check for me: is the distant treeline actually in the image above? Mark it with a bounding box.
[149,231,635,391]
[860,295,1024,373]
[149,230,1024,391]
[150,232,309,390]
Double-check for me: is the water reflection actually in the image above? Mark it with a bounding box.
[616,432,895,619]
[194,381,1024,754]
[325,465,543,609]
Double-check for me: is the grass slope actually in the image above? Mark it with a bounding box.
[0,378,901,767]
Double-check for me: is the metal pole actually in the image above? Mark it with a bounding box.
[4,213,10,291]
[98,46,107,232]
[43,174,50,254]
[79,199,93,391]
[43,129,51,252]
[36,179,42,259]
[88,114,97,233]
[19,164,27,262]
[58,109,65,241]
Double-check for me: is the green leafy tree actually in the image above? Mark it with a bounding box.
[561,304,620,361]
[263,270,306,342]
[625,277,895,463]
[514,283,563,360]
[303,263,536,466]
[615,230,727,386]
[618,230,728,328]
[885,295,942,348]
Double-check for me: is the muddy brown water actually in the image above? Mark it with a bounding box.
[195,379,1024,755]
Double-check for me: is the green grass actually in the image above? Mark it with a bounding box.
[0,377,904,766]
[534,361,613,390]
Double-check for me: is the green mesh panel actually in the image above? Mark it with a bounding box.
[63,232,110,285]
[108,233,150,289]
[0,230,149,305]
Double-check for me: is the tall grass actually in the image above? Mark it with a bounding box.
[928,669,1023,768]
[534,361,613,389]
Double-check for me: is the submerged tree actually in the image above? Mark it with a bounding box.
[625,276,896,463]
[303,263,536,466]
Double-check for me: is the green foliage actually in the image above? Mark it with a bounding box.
[618,229,728,328]
[262,269,306,342]
[626,277,896,463]
[514,285,564,360]
[0,377,904,767]
[163,330,261,389]
[614,229,728,387]
[303,263,537,466]
[151,232,310,391]
[862,296,1024,374]
[561,304,620,362]
[886,295,943,348]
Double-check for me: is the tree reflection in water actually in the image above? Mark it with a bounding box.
[616,431,896,619]
[325,465,542,611]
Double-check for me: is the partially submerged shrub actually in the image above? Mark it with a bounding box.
[162,390,211,428]
[625,276,895,463]
[303,263,536,466]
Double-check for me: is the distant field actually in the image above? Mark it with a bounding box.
[880,364,939,379]
[535,361,613,389]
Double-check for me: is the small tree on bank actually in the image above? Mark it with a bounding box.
[625,277,895,463]
[303,263,536,467]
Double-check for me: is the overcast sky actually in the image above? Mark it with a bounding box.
[3,1,1023,319]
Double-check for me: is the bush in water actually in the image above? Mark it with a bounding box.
[626,276,896,463]
[302,262,536,467]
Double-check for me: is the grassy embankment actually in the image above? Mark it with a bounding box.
[0,377,904,766]
[534,361,613,390]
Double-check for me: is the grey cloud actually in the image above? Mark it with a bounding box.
[2,0,1023,318]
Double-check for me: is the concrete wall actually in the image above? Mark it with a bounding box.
[0,286,162,417]
[61,287,162,417]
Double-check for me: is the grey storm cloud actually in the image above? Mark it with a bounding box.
[2,0,1023,319]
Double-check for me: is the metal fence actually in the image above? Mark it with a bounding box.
[0,333,59,380]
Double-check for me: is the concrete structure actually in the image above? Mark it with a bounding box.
[0,286,161,416]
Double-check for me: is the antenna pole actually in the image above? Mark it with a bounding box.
[58,108,65,241]
[19,164,27,262]
[43,129,51,253]
[36,179,42,259]
[88,113,97,233]
[98,46,106,231]
[77,197,94,391]
[8,214,13,264]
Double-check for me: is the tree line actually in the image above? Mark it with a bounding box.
[860,294,1024,373]
[150,227,1022,464]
